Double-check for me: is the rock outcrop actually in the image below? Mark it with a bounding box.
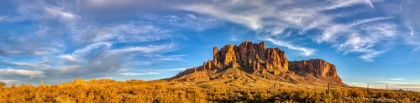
[211,41,288,72]
[289,59,342,83]
[172,41,344,85]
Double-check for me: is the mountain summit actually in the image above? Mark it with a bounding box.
[171,41,344,86]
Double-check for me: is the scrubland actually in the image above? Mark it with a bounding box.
[0,78,419,103]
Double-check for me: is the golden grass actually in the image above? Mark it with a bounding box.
[1,78,419,103]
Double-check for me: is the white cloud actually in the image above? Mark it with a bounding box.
[121,68,187,76]
[58,55,79,63]
[324,18,397,62]
[400,0,420,33]
[12,0,80,23]
[0,80,17,84]
[349,82,420,91]
[317,17,393,43]
[0,61,50,69]
[180,4,262,30]
[178,0,400,61]
[162,68,187,72]
[73,42,112,56]
[71,23,173,44]
[0,16,15,22]
[359,50,386,62]
[43,5,80,21]
[108,44,173,56]
[187,14,196,19]
[390,77,404,81]
[322,0,374,11]
[0,68,44,78]
[264,38,315,56]
[378,81,409,84]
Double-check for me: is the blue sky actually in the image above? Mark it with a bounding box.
[0,0,419,90]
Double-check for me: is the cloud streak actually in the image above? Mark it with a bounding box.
[390,78,404,81]
[178,0,408,61]
[0,41,177,85]
[264,38,315,56]
[0,0,182,84]
[0,68,44,78]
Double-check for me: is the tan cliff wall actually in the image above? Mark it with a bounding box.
[289,59,342,83]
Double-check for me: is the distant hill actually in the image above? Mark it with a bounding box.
[171,41,345,87]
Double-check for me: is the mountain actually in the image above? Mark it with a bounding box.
[289,59,342,83]
[171,41,345,86]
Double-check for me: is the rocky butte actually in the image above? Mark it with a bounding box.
[171,41,344,86]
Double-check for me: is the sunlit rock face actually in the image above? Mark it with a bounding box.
[213,41,288,72]
[289,59,342,83]
[172,41,343,85]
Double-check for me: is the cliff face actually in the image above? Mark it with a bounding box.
[172,41,343,85]
[289,59,342,83]
[212,41,288,72]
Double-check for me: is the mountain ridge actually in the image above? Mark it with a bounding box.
[171,41,344,86]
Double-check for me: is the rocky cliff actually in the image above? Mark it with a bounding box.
[172,41,343,85]
[211,41,288,72]
[289,59,342,83]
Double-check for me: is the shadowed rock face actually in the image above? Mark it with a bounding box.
[172,41,343,85]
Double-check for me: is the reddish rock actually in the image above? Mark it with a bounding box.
[288,59,342,83]
[213,47,219,61]
[203,62,207,70]
[172,41,343,85]
[219,44,237,66]
[233,41,288,71]
[206,59,212,69]
[265,48,288,70]
[213,47,221,68]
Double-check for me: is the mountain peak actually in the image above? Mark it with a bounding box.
[172,41,344,85]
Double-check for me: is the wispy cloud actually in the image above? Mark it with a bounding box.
[178,0,402,61]
[0,41,176,85]
[348,82,420,91]
[399,0,420,36]
[121,68,187,76]
[322,0,374,11]
[264,38,315,56]
[71,23,173,44]
[347,77,419,91]
[390,77,404,81]
[139,14,223,31]
[0,4,181,84]
[0,68,44,78]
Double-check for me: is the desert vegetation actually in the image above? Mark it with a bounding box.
[1,79,419,103]
[0,81,5,87]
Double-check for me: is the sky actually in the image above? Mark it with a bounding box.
[0,0,419,90]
